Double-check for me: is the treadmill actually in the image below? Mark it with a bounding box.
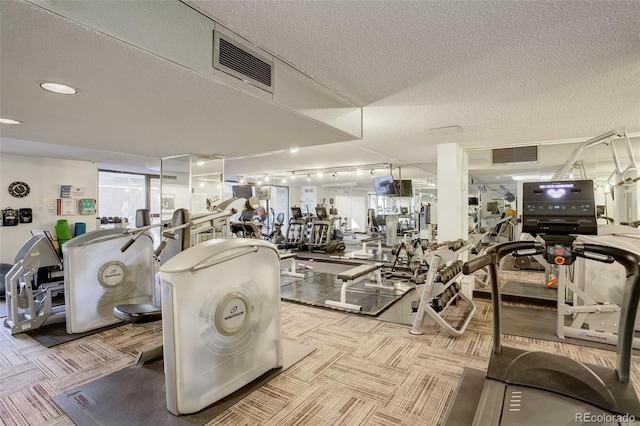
[444,180,640,425]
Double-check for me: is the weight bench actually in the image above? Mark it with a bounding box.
[346,237,383,260]
[362,237,382,253]
[279,251,307,278]
[325,262,394,311]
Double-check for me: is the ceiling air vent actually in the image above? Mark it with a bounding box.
[213,29,273,93]
[492,146,538,164]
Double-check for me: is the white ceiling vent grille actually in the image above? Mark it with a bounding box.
[213,29,273,93]
[492,146,538,164]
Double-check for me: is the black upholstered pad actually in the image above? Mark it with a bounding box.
[113,304,162,324]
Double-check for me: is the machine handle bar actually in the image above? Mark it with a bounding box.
[462,254,492,275]
[120,238,135,253]
[575,243,640,271]
[153,241,168,258]
[462,241,540,275]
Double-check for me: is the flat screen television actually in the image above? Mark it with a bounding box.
[373,176,396,196]
[469,197,479,206]
[232,184,253,199]
[394,180,413,197]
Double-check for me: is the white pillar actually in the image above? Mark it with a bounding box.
[437,143,468,243]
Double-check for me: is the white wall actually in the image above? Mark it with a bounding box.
[0,153,97,264]
[288,184,368,230]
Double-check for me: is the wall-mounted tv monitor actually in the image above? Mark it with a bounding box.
[394,180,413,197]
[373,176,396,196]
[469,197,479,206]
[232,184,253,199]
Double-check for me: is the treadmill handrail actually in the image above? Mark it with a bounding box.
[469,241,541,354]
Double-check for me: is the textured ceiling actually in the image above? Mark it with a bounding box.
[1,0,639,193]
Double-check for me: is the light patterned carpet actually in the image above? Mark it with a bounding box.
[1,299,639,425]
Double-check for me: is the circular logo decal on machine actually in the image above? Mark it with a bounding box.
[214,292,251,336]
[198,281,262,355]
[97,261,127,287]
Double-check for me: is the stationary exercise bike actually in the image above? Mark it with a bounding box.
[444,180,640,425]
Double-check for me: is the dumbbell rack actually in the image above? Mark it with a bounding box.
[409,250,477,337]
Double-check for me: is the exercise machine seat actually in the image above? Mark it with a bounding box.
[113,303,162,324]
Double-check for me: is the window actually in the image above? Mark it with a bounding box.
[98,171,159,226]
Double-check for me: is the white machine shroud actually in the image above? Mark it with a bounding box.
[575,225,640,330]
[63,231,155,334]
[159,238,282,415]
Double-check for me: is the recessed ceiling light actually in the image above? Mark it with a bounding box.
[0,118,21,125]
[40,82,78,95]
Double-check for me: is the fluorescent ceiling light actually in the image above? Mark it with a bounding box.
[40,82,78,95]
[512,174,553,181]
[0,118,21,125]
[426,125,463,135]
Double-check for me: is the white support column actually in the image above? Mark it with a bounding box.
[437,143,468,244]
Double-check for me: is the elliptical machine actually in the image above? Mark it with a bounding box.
[444,180,640,425]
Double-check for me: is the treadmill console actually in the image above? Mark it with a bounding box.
[544,241,575,266]
[291,207,302,220]
[521,180,597,236]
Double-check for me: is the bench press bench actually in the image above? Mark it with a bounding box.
[361,237,382,254]
[279,251,308,278]
[344,237,383,260]
[325,262,395,311]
